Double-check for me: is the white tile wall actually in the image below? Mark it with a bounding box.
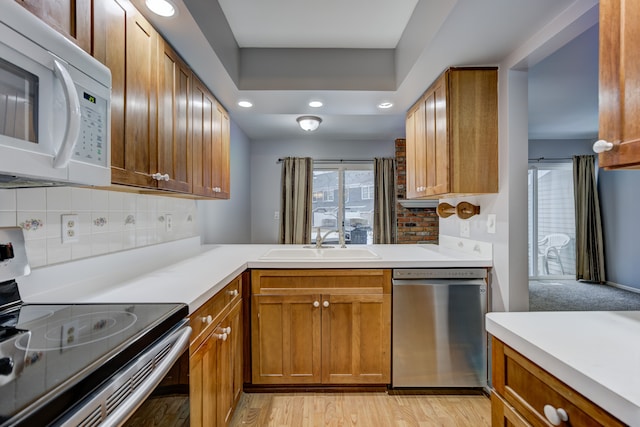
[0,188,198,268]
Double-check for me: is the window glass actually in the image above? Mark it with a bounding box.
[311,165,374,245]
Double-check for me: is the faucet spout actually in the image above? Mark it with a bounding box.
[315,227,338,248]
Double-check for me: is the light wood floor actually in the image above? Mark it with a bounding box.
[229,392,491,427]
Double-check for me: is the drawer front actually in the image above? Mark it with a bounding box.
[251,269,391,295]
[493,338,623,427]
[190,278,242,348]
[491,392,532,427]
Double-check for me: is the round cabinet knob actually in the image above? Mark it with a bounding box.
[323,301,330,308]
[543,404,568,426]
[151,173,162,180]
[217,333,228,341]
[162,174,170,181]
[228,289,239,296]
[201,315,212,324]
[223,327,231,334]
[0,357,14,376]
[313,301,320,308]
[593,139,614,153]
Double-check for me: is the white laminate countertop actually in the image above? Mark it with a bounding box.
[486,311,640,426]
[21,240,492,314]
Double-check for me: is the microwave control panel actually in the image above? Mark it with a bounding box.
[72,85,108,167]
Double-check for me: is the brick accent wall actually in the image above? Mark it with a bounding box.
[395,138,439,244]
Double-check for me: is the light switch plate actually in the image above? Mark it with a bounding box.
[487,214,496,234]
[61,214,80,243]
[460,220,470,237]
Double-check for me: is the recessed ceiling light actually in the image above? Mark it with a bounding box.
[238,101,253,108]
[309,101,323,108]
[145,0,176,17]
[378,102,393,109]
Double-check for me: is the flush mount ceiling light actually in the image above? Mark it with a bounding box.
[297,116,322,132]
[146,0,176,17]
[238,100,253,108]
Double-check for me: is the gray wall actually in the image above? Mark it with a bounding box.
[198,120,252,244]
[250,139,395,243]
[598,169,640,290]
[528,139,594,158]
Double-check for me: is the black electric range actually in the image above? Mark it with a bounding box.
[0,227,190,426]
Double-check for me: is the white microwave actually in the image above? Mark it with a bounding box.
[0,2,111,187]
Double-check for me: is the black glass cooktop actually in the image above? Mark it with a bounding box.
[0,302,188,426]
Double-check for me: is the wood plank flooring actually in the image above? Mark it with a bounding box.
[229,392,491,427]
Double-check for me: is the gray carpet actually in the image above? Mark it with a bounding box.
[529,280,640,311]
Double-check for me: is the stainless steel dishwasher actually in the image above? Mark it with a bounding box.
[392,268,488,388]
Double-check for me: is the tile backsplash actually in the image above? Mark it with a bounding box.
[0,188,198,267]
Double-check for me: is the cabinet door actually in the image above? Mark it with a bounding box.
[218,108,231,199]
[426,75,449,196]
[111,9,158,188]
[192,76,216,197]
[218,300,242,426]
[405,101,427,198]
[251,294,322,384]
[92,0,127,178]
[598,0,640,169]
[158,40,192,193]
[321,293,390,384]
[190,332,219,427]
[16,0,91,53]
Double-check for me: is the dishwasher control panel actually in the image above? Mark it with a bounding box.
[392,268,487,280]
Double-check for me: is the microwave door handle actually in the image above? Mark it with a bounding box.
[52,60,81,169]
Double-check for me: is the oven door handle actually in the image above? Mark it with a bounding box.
[104,325,192,427]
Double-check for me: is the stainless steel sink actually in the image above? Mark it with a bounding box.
[259,247,380,260]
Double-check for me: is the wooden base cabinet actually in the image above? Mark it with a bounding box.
[491,337,623,427]
[190,276,243,427]
[251,269,391,386]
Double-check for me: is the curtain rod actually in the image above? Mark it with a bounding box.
[528,156,573,162]
[276,158,373,164]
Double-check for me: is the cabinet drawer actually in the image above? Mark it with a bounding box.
[252,269,391,294]
[491,392,532,427]
[492,338,623,427]
[190,277,242,348]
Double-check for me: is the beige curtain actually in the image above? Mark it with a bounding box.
[279,157,313,244]
[573,155,606,282]
[373,158,396,244]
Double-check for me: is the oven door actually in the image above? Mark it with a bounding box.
[57,323,191,427]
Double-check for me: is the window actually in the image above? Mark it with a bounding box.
[361,185,374,200]
[528,162,576,278]
[312,164,374,245]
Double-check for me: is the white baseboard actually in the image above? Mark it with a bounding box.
[606,281,640,295]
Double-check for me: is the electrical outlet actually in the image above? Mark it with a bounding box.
[460,220,470,238]
[274,211,280,220]
[61,214,80,243]
[165,214,173,232]
[487,214,497,234]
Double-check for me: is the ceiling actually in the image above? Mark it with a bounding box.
[133,0,598,143]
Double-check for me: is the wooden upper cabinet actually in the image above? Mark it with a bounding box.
[16,0,92,53]
[405,100,427,198]
[157,40,192,193]
[405,67,498,199]
[597,0,640,169]
[192,75,216,197]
